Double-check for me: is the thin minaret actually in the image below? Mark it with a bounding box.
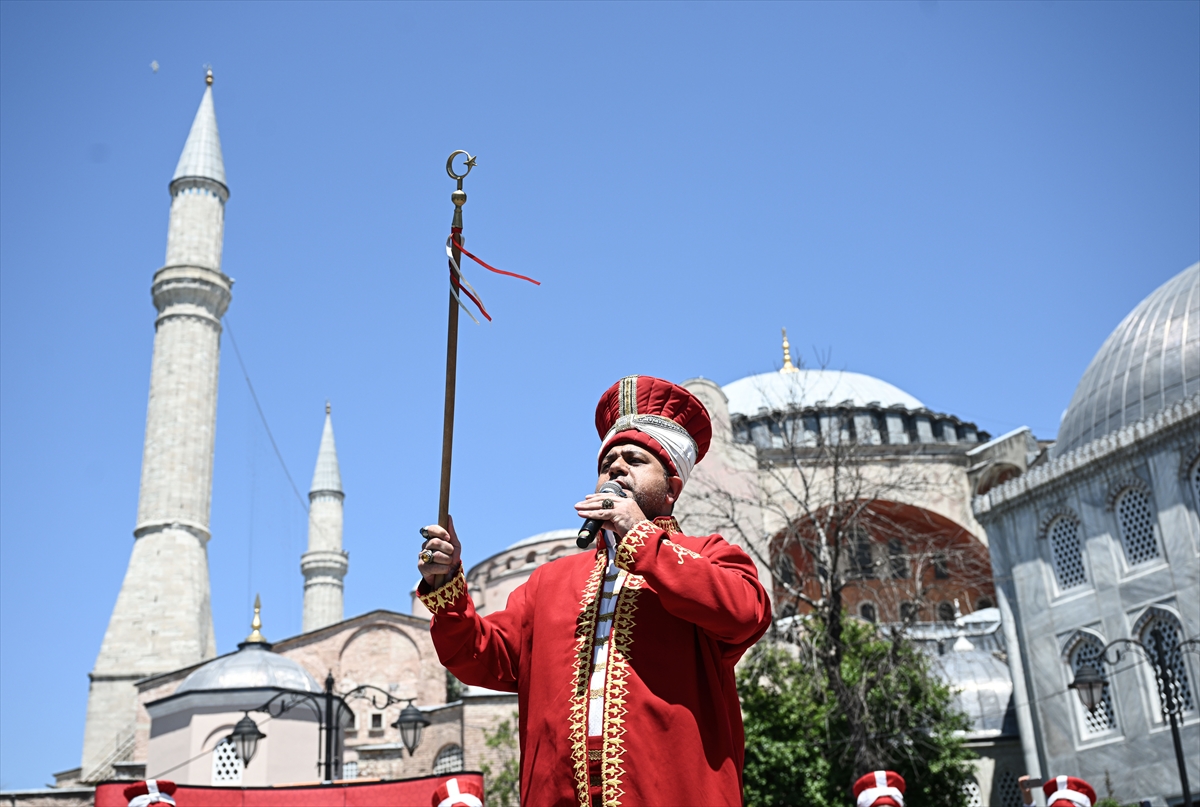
[301,402,348,632]
[81,71,231,780]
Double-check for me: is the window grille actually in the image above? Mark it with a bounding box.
[433,744,464,775]
[888,539,908,578]
[997,770,1023,807]
[849,528,875,579]
[1071,640,1117,734]
[1116,488,1160,566]
[775,555,796,587]
[211,739,243,785]
[1048,516,1087,589]
[342,760,358,779]
[1141,614,1196,716]
[962,780,984,807]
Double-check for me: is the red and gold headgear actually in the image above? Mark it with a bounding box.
[123,780,176,807]
[852,770,906,807]
[595,375,712,485]
[1043,775,1096,807]
[431,776,484,807]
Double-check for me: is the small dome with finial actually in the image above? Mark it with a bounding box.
[175,596,321,694]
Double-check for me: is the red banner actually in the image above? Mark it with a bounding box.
[95,773,485,807]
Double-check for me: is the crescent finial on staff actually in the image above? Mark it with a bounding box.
[446,150,478,181]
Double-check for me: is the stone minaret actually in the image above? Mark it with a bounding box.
[301,403,348,632]
[80,73,230,779]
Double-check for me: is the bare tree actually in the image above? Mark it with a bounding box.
[678,369,994,777]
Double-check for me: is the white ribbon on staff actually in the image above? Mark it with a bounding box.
[446,236,484,325]
[437,777,483,807]
[128,779,175,807]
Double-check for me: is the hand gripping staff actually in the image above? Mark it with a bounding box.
[432,152,540,588]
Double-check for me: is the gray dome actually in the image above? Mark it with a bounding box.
[176,644,322,694]
[1054,263,1199,459]
[933,647,1016,737]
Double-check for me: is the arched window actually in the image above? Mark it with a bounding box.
[1047,516,1087,590]
[432,744,464,775]
[859,602,877,623]
[1139,612,1196,718]
[774,554,796,587]
[899,602,918,623]
[937,602,956,622]
[211,738,243,785]
[1069,638,1117,734]
[975,597,994,611]
[1115,487,1160,566]
[341,760,358,779]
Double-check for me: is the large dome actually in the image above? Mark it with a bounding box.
[1054,263,1199,459]
[176,644,322,694]
[723,369,924,417]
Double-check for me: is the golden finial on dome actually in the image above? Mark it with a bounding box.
[245,594,266,644]
[326,400,331,416]
[781,328,798,373]
[205,69,213,86]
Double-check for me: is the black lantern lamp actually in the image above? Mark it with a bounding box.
[229,712,267,768]
[1069,664,1106,713]
[391,699,431,757]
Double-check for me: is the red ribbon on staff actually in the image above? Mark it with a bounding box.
[447,230,539,323]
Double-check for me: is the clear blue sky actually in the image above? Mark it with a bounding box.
[1,0,1197,788]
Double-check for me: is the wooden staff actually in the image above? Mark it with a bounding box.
[434,151,476,586]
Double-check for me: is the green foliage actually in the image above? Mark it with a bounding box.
[480,713,520,807]
[739,618,977,807]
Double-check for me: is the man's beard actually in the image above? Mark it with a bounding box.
[631,480,671,520]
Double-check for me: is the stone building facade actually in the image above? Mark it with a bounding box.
[976,263,1200,806]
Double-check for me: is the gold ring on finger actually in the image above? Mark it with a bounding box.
[419,548,434,564]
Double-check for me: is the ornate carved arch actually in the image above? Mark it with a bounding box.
[1131,603,1184,639]
[1060,627,1108,663]
[1105,475,1152,512]
[1037,506,1079,540]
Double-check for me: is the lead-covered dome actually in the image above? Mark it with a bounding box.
[723,369,924,417]
[176,644,322,694]
[1054,263,1199,459]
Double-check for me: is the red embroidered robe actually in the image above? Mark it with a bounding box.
[418,517,773,807]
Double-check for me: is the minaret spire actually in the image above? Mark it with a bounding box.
[301,403,348,632]
[81,75,232,781]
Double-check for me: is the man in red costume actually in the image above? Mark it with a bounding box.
[417,375,773,807]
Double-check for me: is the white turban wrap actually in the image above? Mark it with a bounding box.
[857,771,904,807]
[599,414,699,487]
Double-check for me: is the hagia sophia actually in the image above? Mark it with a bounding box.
[7,76,1196,807]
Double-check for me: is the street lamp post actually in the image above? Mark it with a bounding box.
[1069,629,1198,807]
[228,674,432,783]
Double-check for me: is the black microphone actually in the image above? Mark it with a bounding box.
[577,481,627,549]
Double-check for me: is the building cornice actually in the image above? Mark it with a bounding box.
[973,393,1200,520]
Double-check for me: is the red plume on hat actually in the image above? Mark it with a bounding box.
[852,770,906,807]
[1044,775,1096,807]
[122,780,177,807]
[431,776,484,807]
[595,375,712,481]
